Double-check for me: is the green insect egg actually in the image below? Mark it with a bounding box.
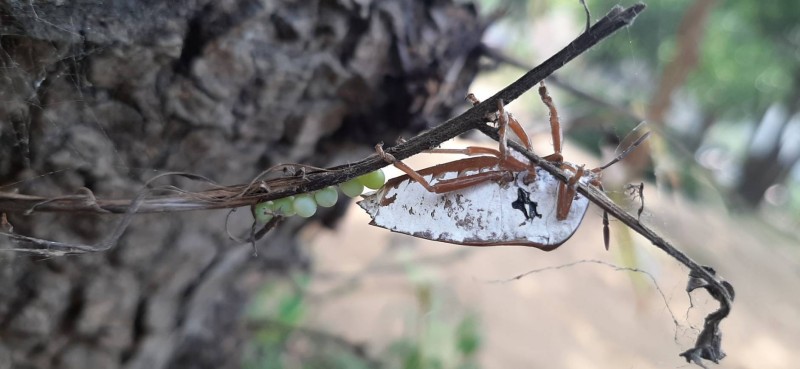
[253,201,275,223]
[293,194,317,218]
[273,196,296,216]
[356,169,385,190]
[314,186,338,207]
[339,179,364,198]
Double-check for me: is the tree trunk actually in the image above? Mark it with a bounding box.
[735,68,800,208]
[0,1,485,368]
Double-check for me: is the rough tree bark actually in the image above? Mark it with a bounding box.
[0,1,485,368]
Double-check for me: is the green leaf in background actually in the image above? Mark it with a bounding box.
[455,315,482,357]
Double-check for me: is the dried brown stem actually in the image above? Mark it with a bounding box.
[0,4,647,215]
[0,4,734,366]
[477,123,732,367]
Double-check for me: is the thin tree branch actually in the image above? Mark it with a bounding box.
[479,43,644,122]
[0,3,647,215]
[477,123,733,367]
[0,4,736,366]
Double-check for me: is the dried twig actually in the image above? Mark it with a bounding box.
[1,4,734,366]
[479,44,645,122]
[0,4,646,216]
[0,3,646,256]
[477,123,733,367]
[0,4,647,258]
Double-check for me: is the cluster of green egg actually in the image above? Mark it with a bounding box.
[254,169,385,223]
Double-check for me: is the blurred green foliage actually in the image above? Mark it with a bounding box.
[477,0,800,215]
[244,272,482,369]
[587,0,800,212]
[485,0,800,118]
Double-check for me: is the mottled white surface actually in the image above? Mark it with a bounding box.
[358,165,590,250]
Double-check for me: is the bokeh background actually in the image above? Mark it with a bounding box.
[249,1,800,368]
[1,1,798,368]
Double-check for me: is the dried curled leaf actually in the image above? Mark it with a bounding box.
[680,266,734,368]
